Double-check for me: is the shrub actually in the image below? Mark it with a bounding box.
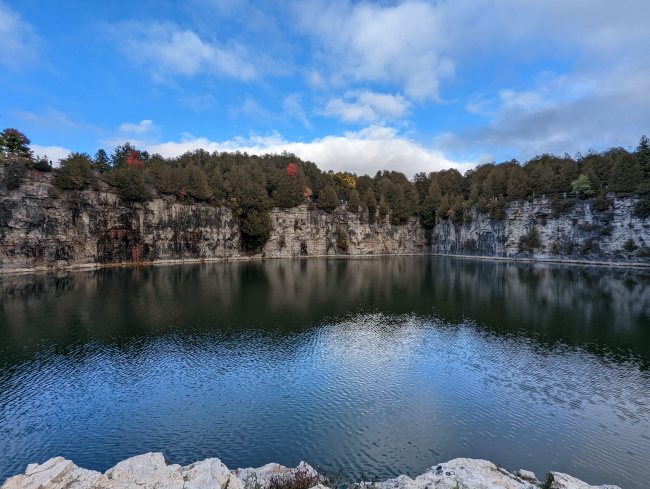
[634,196,650,218]
[336,230,349,252]
[268,466,322,489]
[623,238,638,253]
[488,200,506,220]
[54,153,94,190]
[552,198,575,217]
[518,227,542,253]
[593,196,612,213]
[33,156,53,172]
[3,160,28,190]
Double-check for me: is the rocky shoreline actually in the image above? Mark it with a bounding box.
[1,453,622,489]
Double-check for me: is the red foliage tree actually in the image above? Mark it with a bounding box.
[286,163,297,177]
[126,150,144,168]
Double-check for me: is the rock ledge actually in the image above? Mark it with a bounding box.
[1,453,621,489]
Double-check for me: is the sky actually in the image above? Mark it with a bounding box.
[1,0,649,177]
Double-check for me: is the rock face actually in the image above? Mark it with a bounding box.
[0,174,425,273]
[430,197,649,264]
[1,173,648,273]
[1,454,622,489]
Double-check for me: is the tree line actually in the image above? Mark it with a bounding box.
[2,128,650,250]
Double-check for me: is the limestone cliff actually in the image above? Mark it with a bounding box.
[430,197,650,264]
[0,173,425,273]
[1,172,649,272]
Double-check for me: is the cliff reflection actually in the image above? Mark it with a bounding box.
[1,257,649,361]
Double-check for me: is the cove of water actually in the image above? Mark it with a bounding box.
[1,257,649,488]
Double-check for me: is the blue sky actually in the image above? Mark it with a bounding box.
[1,0,649,177]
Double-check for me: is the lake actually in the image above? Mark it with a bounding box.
[1,257,649,488]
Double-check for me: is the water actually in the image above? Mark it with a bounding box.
[1,257,649,488]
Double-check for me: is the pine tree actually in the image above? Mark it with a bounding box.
[317,185,339,213]
[347,189,362,212]
[636,135,650,175]
[94,149,110,173]
[362,187,377,222]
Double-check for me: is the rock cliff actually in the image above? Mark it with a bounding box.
[1,172,649,273]
[432,197,650,264]
[1,453,621,489]
[0,173,425,273]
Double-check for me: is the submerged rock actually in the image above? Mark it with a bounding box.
[1,454,621,489]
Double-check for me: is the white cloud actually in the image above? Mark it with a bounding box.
[0,1,39,71]
[30,145,71,164]
[283,94,311,129]
[295,1,453,100]
[119,120,159,135]
[325,91,411,123]
[296,0,650,156]
[108,21,258,81]
[444,60,650,161]
[145,126,476,177]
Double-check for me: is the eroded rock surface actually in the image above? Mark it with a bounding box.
[1,454,622,489]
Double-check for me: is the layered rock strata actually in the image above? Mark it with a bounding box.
[430,197,649,263]
[1,453,621,489]
[1,172,649,273]
[0,174,425,273]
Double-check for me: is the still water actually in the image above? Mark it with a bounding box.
[1,257,649,488]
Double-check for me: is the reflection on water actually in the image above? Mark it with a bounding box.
[1,257,649,488]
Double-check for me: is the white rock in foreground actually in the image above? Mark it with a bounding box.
[1,453,622,489]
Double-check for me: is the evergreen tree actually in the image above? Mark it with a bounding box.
[209,169,226,202]
[505,164,531,200]
[93,149,111,173]
[104,166,151,202]
[347,189,362,212]
[636,135,650,175]
[317,185,339,212]
[185,165,212,201]
[240,209,272,251]
[110,142,137,168]
[362,187,377,223]
[484,165,507,199]
[610,153,643,193]
[378,195,389,220]
[389,184,411,224]
[273,173,304,208]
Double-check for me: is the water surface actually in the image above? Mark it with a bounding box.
[1,257,649,488]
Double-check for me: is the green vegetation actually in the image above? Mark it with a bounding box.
[571,174,594,197]
[54,153,95,190]
[518,227,542,253]
[3,127,650,250]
